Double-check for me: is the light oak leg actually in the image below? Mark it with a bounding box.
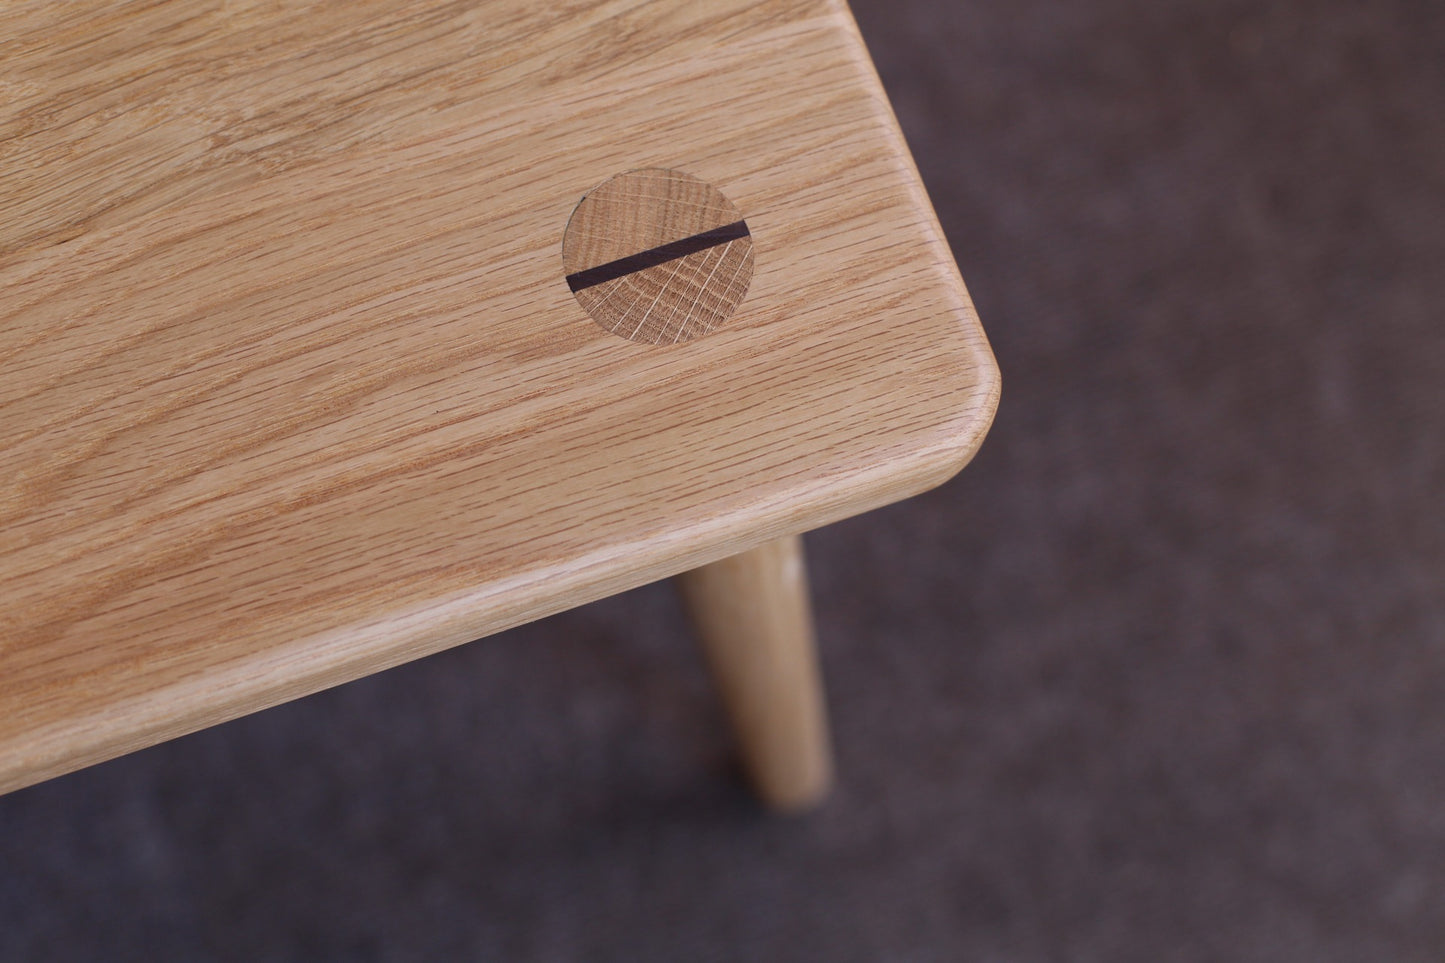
[675,535,832,811]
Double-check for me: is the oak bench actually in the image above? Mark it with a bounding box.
[0,0,998,810]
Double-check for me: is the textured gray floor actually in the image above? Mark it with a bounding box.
[4,0,1444,959]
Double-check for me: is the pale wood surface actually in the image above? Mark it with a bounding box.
[0,0,999,794]
[676,535,831,811]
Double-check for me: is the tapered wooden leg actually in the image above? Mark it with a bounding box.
[675,535,832,811]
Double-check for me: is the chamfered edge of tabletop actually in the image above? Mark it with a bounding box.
[0,328,997,796]
[0,348,996,796]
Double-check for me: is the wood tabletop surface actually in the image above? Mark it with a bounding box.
[0,0,998,794]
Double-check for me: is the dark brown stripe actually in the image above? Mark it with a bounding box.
[566,220,750,292]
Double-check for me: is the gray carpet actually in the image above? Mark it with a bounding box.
[4,0,1443,959]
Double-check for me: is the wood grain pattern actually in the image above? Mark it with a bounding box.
[562,168,753,343]
[0,0,999,794]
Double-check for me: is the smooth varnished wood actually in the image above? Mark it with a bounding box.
[677,535,831,811]
[0,0,999,793]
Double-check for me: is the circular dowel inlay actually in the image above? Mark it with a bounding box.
[562,169,754,344]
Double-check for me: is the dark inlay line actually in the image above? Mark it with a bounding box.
[566,219,750,292]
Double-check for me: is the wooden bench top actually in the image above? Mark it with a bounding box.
[0,0,998,793]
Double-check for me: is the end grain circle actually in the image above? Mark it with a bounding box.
[562,169,753,344]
